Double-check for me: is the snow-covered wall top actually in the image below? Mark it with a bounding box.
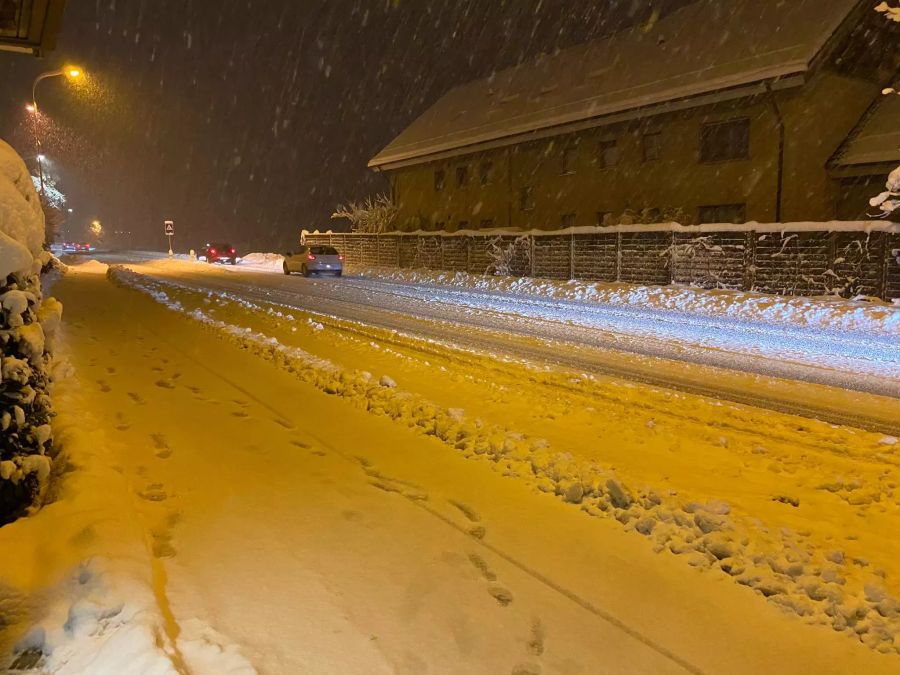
[304,221,900,238]
[0,139,45,278]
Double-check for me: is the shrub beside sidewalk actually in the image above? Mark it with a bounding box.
[0,139,62,524]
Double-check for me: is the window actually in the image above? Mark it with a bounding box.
[642,132,661,162]
[456,165,469,188]
[519,186,535,211]
[561,213,576,228]
[597,140,618,168]
[698,203,746,224]
[480,161,494,186]
[700,119,750,163]
[434,169,445,192]
[562,146,578,174]
[479,219,494,228]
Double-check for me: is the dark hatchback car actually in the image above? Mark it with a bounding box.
[283,245,343,277]
[204,242,237,264]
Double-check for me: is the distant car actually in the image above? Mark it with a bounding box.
[283,245,343,277]
[62,242,77,252]
[204,242,237,264]
[76,242,93,253]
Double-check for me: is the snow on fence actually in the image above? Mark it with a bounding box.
[303,222,900,300]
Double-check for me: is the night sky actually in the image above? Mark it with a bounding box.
[0,1,680,250]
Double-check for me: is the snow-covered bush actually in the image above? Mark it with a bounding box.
[0,139,60,524]
[331,193,397,233]
[876,2,900,22]
[486,235,530,276]
[30,176,67,244]
[869,166,900,218]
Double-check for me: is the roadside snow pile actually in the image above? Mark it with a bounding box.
[354,267,900,336]
[109,264,900,654]
[0,138,60,524]
[238,252,284,272]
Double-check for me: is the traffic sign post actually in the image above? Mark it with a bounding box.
[164,220,175,257]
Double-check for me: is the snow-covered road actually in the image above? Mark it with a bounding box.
[7,257,896,674]
[93,251,900,434]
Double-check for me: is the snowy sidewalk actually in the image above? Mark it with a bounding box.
[3,260,897,673]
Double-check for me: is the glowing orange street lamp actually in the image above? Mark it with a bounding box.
[30,65,85,193]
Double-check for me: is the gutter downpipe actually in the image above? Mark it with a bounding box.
[764,80,786,222]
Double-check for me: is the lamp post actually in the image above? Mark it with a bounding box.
[29,66,84,194]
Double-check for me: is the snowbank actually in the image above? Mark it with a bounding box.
[352,267,900,336]
[0,139,45,278]
[235,252,284,272]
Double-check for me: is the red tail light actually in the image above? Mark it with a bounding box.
[338,255,344,261]
[307,254,316,261]
[230,248,235,254]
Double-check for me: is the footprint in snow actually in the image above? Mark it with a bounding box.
[155,379,176,390]
[106,366,116,375]
[138,483,168,502]
[488,584,514,607]
[291,440,311,449]
[96,380,112,393]
[127,392,146,405]
[527,619,545,657]
[511,663,542,675]
[273,418,294,430]
[449,499,481,523]
[468,553,497,581]
[151,434,173,459]
[231,410,250,418]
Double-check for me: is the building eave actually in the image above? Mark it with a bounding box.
[370,74,805,172]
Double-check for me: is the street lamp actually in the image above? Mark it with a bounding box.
[30,65,85,194]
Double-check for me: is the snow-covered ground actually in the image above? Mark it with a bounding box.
[4,253,899,672]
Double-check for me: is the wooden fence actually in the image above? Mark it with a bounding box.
[303,226,900,300]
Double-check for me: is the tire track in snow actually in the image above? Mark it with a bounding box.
[137,268,900,436]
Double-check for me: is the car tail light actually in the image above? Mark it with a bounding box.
[338,255,344,261]
[307,254,316,261]
[230,248,235,254]
[210,249,217,255]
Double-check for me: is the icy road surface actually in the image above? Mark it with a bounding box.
[96,252,900,433]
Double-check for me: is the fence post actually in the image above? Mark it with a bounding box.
[615,232,622,282]
[743,231,756,291]
[375,233,380,267]
[880,231,891,300]
[529,236,535,278]
[466,237,472,274]
[569,233,575,280]
[668,231,675,284]
[440,235,445,270]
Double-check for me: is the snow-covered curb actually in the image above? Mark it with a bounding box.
[349,266,900,336]
[108,264,900,654]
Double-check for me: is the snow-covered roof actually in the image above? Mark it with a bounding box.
[370,0,861,170]
[831,94,900,168]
